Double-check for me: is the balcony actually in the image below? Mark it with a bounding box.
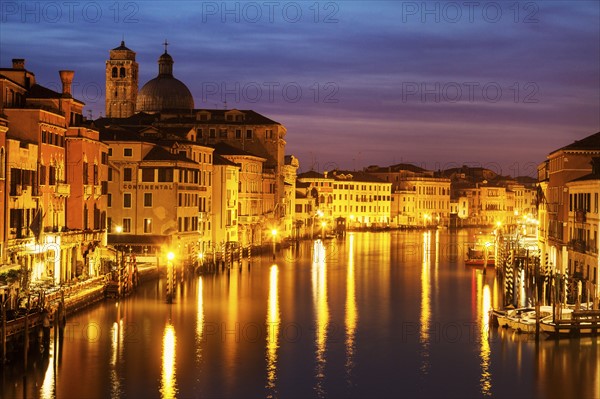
[568,239,598,254]
[94,185,102,199]
[55,183,70,197]
[84,185,93,199]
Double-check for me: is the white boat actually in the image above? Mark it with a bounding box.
[491,307,534,328]
[508,306,553,333]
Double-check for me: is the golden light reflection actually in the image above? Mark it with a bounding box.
[196,277,204,363]
[110,305,124,398]
[266,264,280,397]
[312,240,329,398]
[160,322,178,399]
[478,273,492,397]
[420,231,431,374]
[40,341,55,399]
[345,234,357,383]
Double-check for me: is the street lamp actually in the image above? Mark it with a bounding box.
[311,210,324,240]
[271,229,277,260]
[321,221,327,240]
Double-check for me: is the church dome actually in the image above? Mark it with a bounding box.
[136,50,194,113]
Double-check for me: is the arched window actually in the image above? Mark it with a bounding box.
[114,89,118,98]
[120,67,126,78]
[83,204,88,230]
[112,67,118,78]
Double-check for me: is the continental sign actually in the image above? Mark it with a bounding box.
[122,184,174,190]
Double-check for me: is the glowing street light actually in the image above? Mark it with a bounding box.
[321,221,327,240]
[115,225,123,233]
[271,229,277,260]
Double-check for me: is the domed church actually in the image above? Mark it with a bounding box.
[136,46,194,113]
[105,41,194,117]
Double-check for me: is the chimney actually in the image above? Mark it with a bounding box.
[12,58,25,69]
[59,70,74,97]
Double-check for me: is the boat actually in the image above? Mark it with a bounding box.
[491,306,534,328]
[509,306,553,333]
[465,245,495,267]
[465,232,496,267]
[540,309,600,337]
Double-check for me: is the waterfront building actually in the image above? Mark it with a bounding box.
[366,164,450,227]
[537,132,600,297]
[565,158,599,303]
[100,126,214,266]
[0,59,105,285]
[211,154,240,249]
[297,169,392,230]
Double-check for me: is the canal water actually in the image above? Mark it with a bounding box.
[2,230,599,399]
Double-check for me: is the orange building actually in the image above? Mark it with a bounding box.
[0,58,107,286]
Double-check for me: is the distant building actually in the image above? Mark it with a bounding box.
[365,164,450,227]
[297,169,392,231]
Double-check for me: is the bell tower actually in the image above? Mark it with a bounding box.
[105,41,138,118]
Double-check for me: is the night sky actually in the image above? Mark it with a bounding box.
[1,1,598,176]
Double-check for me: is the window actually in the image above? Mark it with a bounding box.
[144,218,152,233]
[112,67,117,78]
[123,167,132,182]
[196,128,203,138]
[246,129,253,139]
[219,129,228,138]
[108,148,113,156]
[107,193,112,207]
[144,193,152,207]
[120,67,126,78]
[122,218,131,233]
[83,162,89,185]
[209,129,216,138]
[108,167,113,182]
[93,164,99,185]
[124,148,133,157]
[141,168,154,182]
[235,129,242,139]
[158,168,173,182]
[123,193,132,208]
[101,152,108,165]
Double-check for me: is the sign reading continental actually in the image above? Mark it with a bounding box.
[122,184,174,190]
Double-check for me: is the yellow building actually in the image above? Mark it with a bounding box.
[297,170,392,230]
[366,164,450,227]
[565,157,599,303]
[102,131,214,267]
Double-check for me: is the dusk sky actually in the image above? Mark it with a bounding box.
[1,1,598,176]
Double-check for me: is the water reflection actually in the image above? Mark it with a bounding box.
[196,277,204,366]
[312,240,329,398]
[266,264,280,397]
[110,303,124,398]
[420,231,431,375]
[345,234,357,385]
[160,322,177,399]
[478,273,492,396]
[40,341,55,399]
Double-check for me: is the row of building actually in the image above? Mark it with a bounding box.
[0,41,579,292]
